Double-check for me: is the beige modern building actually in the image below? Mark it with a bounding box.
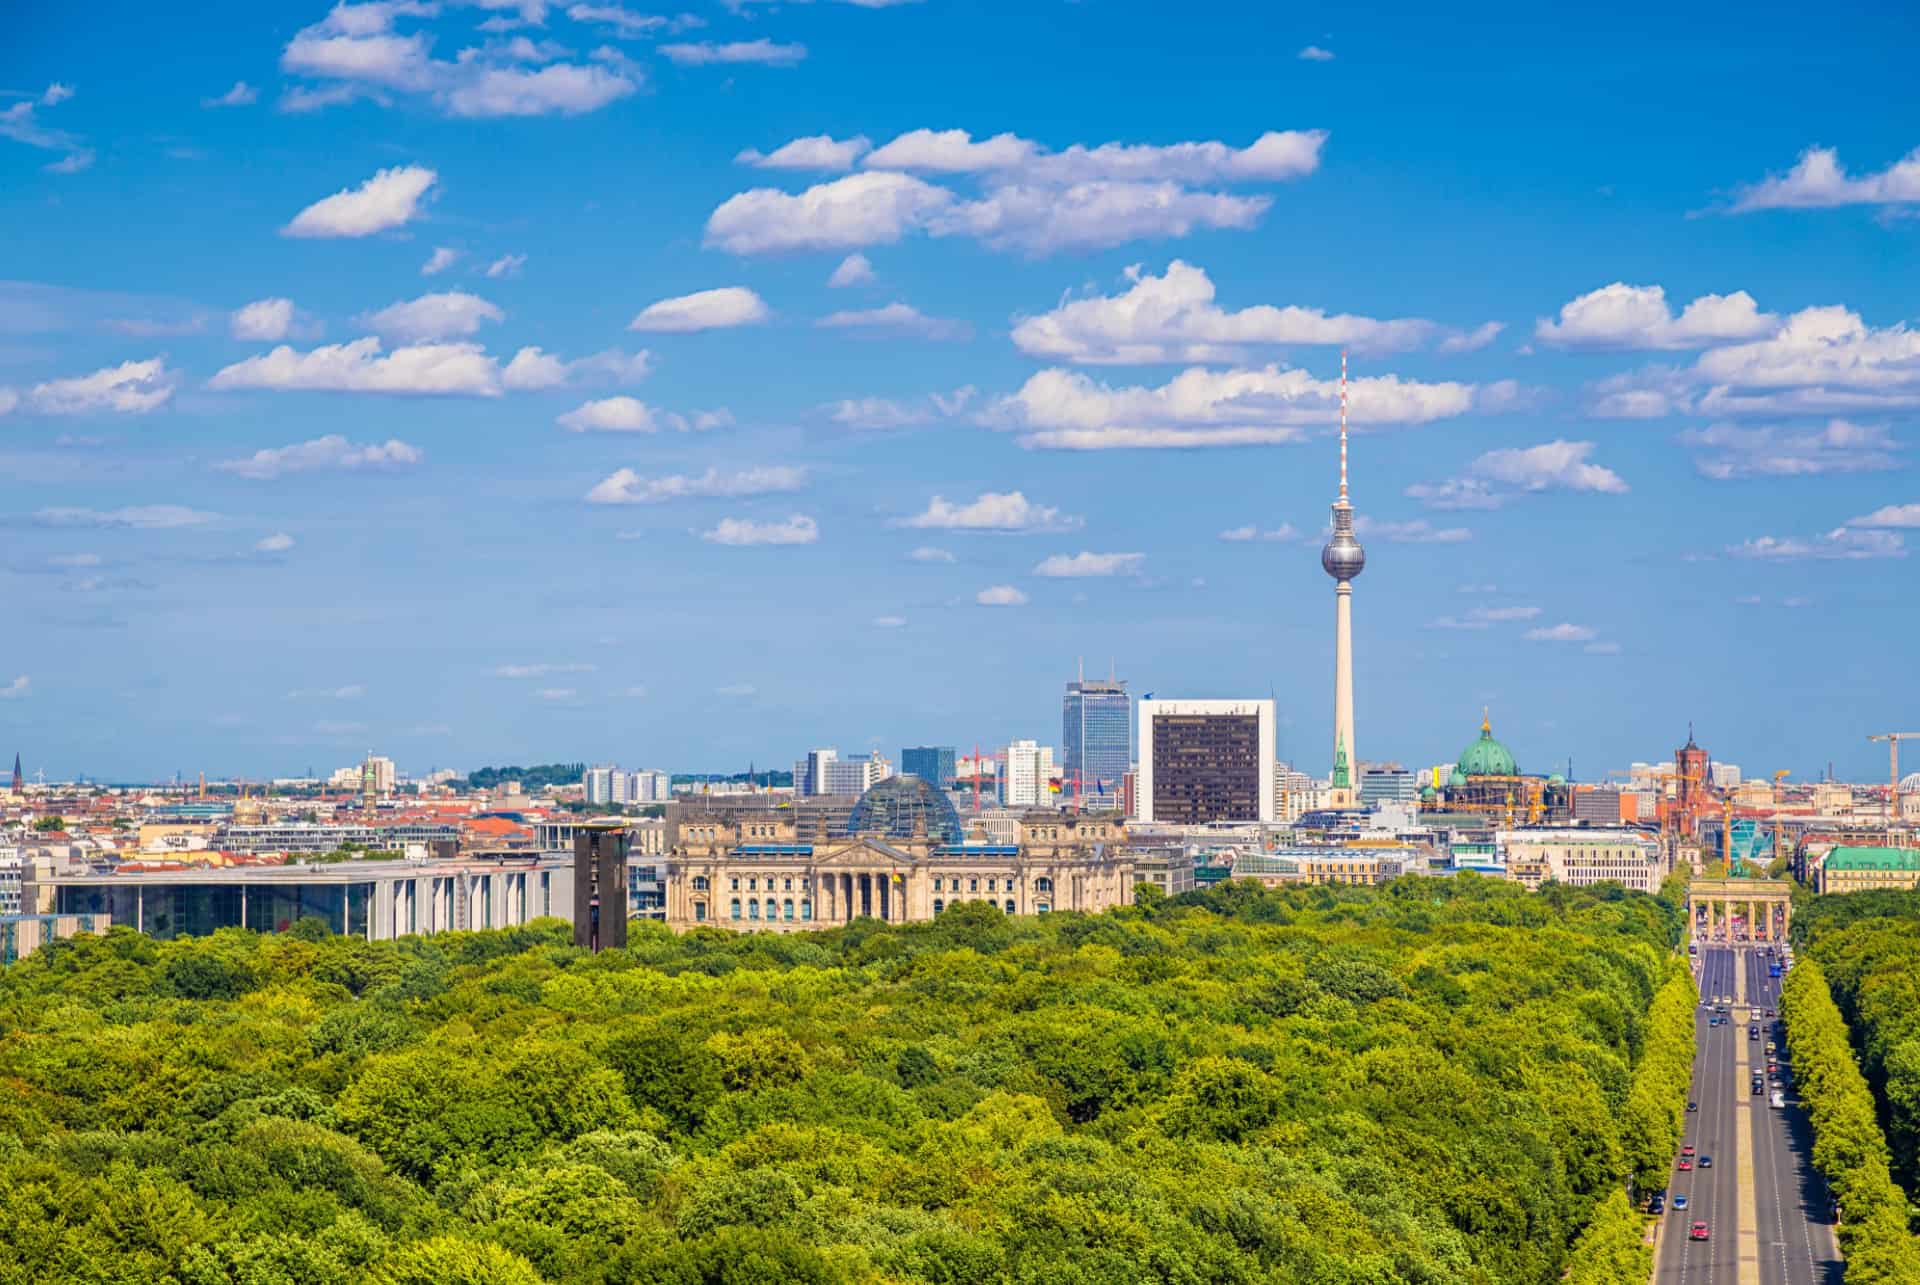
[1497,828,1665,893]
[664,788,1133,932]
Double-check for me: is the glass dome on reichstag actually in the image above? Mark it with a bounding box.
[847,774,964,844]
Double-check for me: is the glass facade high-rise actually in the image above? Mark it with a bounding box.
[1063,678,1130,810]
[901,746,957,790]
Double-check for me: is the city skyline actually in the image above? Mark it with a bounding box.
[5,1,1919,782]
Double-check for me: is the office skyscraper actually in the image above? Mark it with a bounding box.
[1063,673,1129,810]
[901,746,957,790]
[1136,699,1276,824]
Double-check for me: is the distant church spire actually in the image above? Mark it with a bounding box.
[10,752,20,793]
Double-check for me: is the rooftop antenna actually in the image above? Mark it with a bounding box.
[1339,349,1349,502]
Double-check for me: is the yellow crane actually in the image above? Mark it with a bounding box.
[1868,734,1920,843]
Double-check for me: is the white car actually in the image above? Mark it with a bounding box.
[1770,1091,1785,1109]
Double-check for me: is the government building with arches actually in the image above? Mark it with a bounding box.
[663,774,1135,932]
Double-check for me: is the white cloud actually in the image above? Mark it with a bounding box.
[937,181,1271,256]
[0,82,88,171]
[485,253,528,278]
[36,505,216,529]
[586,464,805,504]
[817,301,968,339]
[1525,622,1596,642]
[1408,440,1628,509]
[1011,261,1458,363]
[900,491,1078,533]
[976,584,1028,606]
[1729,528,1906,560]
[660,39,806,66]
[256,532,295,552]
[1438,321,1505,353]
[566,3,667,35]
[827,397,929,429]
[283,165,438,238]
[737,134,873,171]
[1849,503,1920,528]
[203,81,259,108]
[280,4,638,118]
[873,615,906,628]
[1731,145,1920,212]
[984,363,1479,450]
[1297,45,1334,61]
[1218,523,1298,542]
[31,358,175,413]
[700,514,818,545]
[496,662,598,678]
[421,246,461,275]
[1536,283,1776,350]
[705,171,953,254]
[907,546,954,563]
[1428,604,1542,630]
[0,389,17,416]
[1688,307,1920,413]
[501,346,651,390]
[1353,516,1471,544]
[1681,419,1900,479]
[359,290,505,341]
[0,676,28,700]
[231,297,297,341]
[216,435,424,480]
[557,396,731,432]
[41,84,74,107]
[859,127,1326,184]
[1033,551,1144,577]
[628,286,769,332]
[209,338,505,395]
[536,687,578,701]
[827,252,875,286]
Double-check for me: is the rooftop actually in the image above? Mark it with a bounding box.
[1823,846,1920,872]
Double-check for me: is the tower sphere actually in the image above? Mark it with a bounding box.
[1321,526,1366,581]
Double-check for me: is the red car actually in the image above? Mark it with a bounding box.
[1682,1144,1696,1156]
[1678,1157,1694,1171]
[1689,1222,1710,1241]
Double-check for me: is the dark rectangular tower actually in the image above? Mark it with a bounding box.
[573,819,629,952]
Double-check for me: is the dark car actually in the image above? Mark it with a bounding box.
[1699,1155,1713,1169]
[1649,1194,1666,1215]
[1687,1100,1699,1112]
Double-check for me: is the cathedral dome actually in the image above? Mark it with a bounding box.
[847,774,963,844]
[1457,714,1518,778]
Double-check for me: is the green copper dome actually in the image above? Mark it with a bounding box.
[1457,713,1518,778]
[1419,784,1438,802]
[1447,767,1468,788]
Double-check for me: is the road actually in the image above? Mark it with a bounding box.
[1652,945,1842,1285]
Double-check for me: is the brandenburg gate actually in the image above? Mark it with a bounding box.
[1686,877,1792,943]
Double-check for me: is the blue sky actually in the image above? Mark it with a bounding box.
[4,0,1918,784]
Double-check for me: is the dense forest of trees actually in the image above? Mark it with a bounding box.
[0,876,1691,1284]
[464,764,586,791]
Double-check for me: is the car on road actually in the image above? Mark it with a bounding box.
[1749,1025,1760,1039]
[1673,1194,1689,1210]
[1699,1155,1713,1169]
[1687,1100,1698,1112]
[1678,1157,1693,1171]
[1682,1144,1695,1156]
[1689,1222,1710,1241]
[1766,1008,1775,1017]
[1649,1193,1665,1214]
[1771,1092,1785,1109]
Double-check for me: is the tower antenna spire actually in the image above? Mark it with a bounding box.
[1339,349,1349,501]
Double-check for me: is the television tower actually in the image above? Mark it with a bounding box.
[1320,352,1365,800]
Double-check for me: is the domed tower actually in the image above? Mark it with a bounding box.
[1320,352,1365,794]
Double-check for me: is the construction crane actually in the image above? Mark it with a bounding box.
[1867,733,1920,843]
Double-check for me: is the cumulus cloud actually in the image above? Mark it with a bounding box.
[35,504,216,529]
[421,246,460,275]
[557,396,732,432]
[203,81,259,108]
[1681,419,1900,479]
[700,514,818,545]
[1218,523,1299,542]
[827,252,875,286]
[358,290,505,341]
[1033,551,1144,577]
[1729,528,1906,560]
[280,3,638,118]
[1353,516,1471,544]
[566,3,671,35]
[585,464,806,504]
[707,129,1326,256]
[216,435,424,480]
[1407,440,1628,509]
[496,662,598,678]
[1849,502,1920,528]
[827,397,928,430]
[737,134,873,171]
[1525,623,1597,642]
[283,165,438,238]
[907,546,954,563]
[1730,145,1920,212]
[256,532,296,552]
[900,491,1079,533]
[209,337,507,395]
[0,676,28,699]
[1536,283,1776,350]
[1011,261,1467,363]
[500,346,651,390]
[1687,306,1920,414]
[31,358,176,413]
[1297,45,1334,61]
[628,286,769,332]
[817,301,969,340]
[231,297,297,341]
[485,253,527,278]
[983,363,1481,450]
[1427,605,1542,630]
[976,584,1028,606]
[661,39,806,66]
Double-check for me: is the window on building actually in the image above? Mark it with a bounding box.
[695,901,707,922]
[933,899,945,915]
[749,877,758,891]
[987,878,997,892]
[1037,902,1051,914]
[782,899,794,920]
[1004,900,1015,913]
[730,877,740,891]
[730,899,741,919]
[693,876,710,891]
[783,877,793,891]
[1036,876,1053,893]
[800,900,812,921]
[748,900,759,920]
[969,878,979,892]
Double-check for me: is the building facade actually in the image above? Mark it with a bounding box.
[1135,699,1276,824]
[1063,677,1129,811]
[1001,740,1055,807]
[1497,828,1665,893]
[664,805,1132,932]
[900,746,957,790]
[1816,846,1920,895]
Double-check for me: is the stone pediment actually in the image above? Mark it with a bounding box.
[808,836,925,868]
